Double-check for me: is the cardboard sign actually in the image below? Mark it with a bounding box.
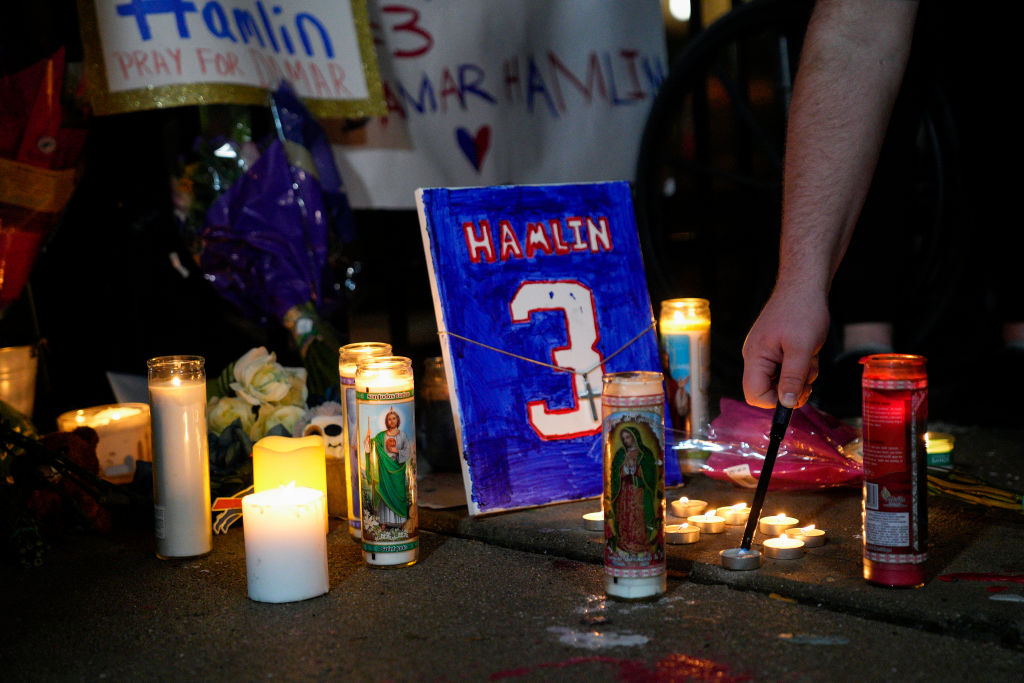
[417,182,680,514]
[331,0,667,208]
[78,0,385,117]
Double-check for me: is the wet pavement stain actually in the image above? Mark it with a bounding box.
[489,653,752,681]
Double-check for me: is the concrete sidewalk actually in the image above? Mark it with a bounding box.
[2,423,1023,681]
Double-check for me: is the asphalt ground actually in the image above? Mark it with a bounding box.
[2,423,1023,681]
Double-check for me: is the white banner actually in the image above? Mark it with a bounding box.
[330,0,667,208]
[81,0,384,116]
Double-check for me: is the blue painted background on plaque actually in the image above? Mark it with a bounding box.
[418,182,680,513]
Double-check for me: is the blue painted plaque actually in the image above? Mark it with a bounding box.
[417,182,679,514]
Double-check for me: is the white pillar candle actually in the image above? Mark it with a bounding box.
[357,356,418,568]
[243,485,329,603]
[148,356,211,560]
[253,435,328,530]
[57,403,151,482]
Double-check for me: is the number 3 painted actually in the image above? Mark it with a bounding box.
[510,280,604,440]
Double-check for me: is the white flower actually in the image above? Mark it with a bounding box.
[230,347,306,406]
[277,366,309,408]
[250,404,307,441]
[206,396,256,435]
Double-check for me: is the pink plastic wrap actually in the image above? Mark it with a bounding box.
[703,398,862,490]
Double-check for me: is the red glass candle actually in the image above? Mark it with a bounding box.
[860,354,928,587]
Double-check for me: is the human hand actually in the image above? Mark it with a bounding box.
[741,285,829,409]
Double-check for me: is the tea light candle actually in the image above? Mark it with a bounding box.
[763,533,805,559]
[758,512,799,536]
[57,403,151,482]
[670,496,707,518]
[665,522,700,544]
[720,547,761,571]
[583,511,604,531]
[253,435,328,530]
[716,503,751,526]
[788,524,827,548]
[688,511,725,534]
[242,485,329,603]
[148,356,211,560]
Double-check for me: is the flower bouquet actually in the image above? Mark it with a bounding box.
[172,82,356,405]
[205,346,314,498]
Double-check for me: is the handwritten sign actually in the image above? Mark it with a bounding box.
[331,1,667,208]
[78,0,385,116]
[417,182,680,515]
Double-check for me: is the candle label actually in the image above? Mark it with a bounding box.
[862,380,928,565]
[356,390,418,554]
[659,327,709,439]
[342,375,362,532]
[602,392,665,579]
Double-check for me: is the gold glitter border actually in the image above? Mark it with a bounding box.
[78,0,386,118]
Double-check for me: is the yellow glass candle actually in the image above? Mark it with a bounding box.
[659,298,711,443]
[253,435,328,532]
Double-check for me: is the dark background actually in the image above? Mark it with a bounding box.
[2,0,1020,434]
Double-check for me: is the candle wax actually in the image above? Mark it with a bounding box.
[763,534,805,559]
[243,486,329,603]
[150,378,211,559]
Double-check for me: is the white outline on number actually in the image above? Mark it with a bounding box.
[510,280,603,440]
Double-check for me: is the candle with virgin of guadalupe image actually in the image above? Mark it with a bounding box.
[602,371,666,601]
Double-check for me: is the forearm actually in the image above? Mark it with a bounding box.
[777,0,919,295]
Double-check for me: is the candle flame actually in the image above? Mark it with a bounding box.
[733,503,746,510]
[679,496,689,503]
[802,524,816,532]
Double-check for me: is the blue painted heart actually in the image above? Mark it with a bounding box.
[456,125,491,172]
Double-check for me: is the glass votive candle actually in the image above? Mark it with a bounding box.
[148,355,211,560]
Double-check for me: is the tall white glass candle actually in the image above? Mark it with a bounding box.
[147,355,211,559]
[659,298,711,441]
[339,342,392,540]
[602,371,666,600]
[356,355,417,568]
[243,485,329,603]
